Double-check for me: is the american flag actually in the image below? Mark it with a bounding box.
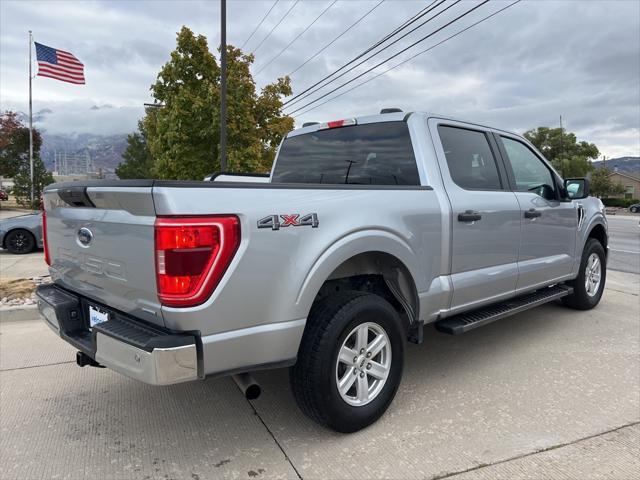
[35,42,85,85]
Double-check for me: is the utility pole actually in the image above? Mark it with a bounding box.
[220,0,228,172]
[559,115,564,178]
[28,31,34,205]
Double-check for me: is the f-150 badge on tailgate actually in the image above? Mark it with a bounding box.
[258,213,319,230]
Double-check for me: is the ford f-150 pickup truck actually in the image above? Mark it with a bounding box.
[37,110,608,432]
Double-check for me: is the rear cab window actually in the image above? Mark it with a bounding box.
[272,122,420,185]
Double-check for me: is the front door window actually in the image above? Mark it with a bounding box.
[501,137,556,201]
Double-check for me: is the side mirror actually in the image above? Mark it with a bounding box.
[564,178,590,200]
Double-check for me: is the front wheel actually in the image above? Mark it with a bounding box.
[630,206,638,213]
[290,291,405,433]
[562,238,606,310]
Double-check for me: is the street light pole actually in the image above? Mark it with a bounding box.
[220,0,228,172]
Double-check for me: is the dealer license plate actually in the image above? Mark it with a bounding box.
[89,305,109,327]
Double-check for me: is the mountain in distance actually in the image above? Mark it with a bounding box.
[40,132,129,177]
[13,109,130,177]
[591,156,640,174]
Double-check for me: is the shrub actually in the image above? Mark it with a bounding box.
[601,197,639,208]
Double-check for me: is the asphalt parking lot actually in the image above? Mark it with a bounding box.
[1,209,639,479]
[607,215,640,274]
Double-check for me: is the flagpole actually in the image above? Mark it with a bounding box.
[28,30,34,205]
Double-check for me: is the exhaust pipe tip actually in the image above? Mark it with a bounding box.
[232,372,261,400]
[244,383,261,400]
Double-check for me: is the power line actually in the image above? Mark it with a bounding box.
[251,0,300,55]
[284,0,451,109]
[241,0,280,50]
[255,0,338,76]
[283,0,451,108]
[364,0,440,57]
[283,0,442,105]
[295,0,522,118]
[286,0,490,115]
[287,0,387,77]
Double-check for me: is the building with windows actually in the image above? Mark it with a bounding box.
[608,171,640,199]
[53,150,95,176]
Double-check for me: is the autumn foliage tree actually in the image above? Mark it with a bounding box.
[118,27,293,180]
[0,111,53,207]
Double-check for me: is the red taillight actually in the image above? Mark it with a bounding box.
[154,215,240,307]
[319,118,357,130]
[42,210,51,266]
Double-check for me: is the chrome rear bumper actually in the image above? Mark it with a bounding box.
[36,284,199,386]
[94,333,198,385]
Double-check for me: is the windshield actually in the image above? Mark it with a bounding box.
[272,122,420,185]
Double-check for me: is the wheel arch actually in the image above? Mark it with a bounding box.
[586,222,608,254]
[295,230,423,336]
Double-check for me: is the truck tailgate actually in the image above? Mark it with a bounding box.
[43,183,164,327]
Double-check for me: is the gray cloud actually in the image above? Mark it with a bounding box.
[1,0,638,158]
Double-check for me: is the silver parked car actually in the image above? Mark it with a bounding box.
[0,212,43,254]
[37,110,608,432]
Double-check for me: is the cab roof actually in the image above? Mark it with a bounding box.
[288,111,520,138]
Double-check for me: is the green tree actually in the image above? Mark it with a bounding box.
[590,167,625,198]
[523,127,599,177]
[116,120,153,179]
[13,156,54,208]
[0,111,53,207]
[145,26,293,180]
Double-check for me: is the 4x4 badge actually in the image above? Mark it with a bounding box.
[258,213,319,231]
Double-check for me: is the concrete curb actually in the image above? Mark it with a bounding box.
[0,305,38,323]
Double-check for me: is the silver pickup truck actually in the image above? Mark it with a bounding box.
[37,110,608,432]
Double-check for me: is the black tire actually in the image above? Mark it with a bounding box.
[630,206,638,213]
[562,238,606,310]
[290,291,405,433]
[4,229,36,254]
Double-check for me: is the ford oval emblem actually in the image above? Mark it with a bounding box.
[77,227,93,246]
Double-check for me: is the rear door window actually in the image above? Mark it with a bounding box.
[272,122,420,185]
[437,125,503,190]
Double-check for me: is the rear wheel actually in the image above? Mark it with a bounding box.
[630,206,638,213]
[562,238,606,310]
[290,291,405,433]
[5,229,35,254]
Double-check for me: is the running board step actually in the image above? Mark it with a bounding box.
[435,285,573,335]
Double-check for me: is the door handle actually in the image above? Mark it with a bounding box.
[458,210,482,222]
[524,208,542,219]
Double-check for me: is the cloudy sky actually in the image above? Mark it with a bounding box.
[1,0,639,158]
